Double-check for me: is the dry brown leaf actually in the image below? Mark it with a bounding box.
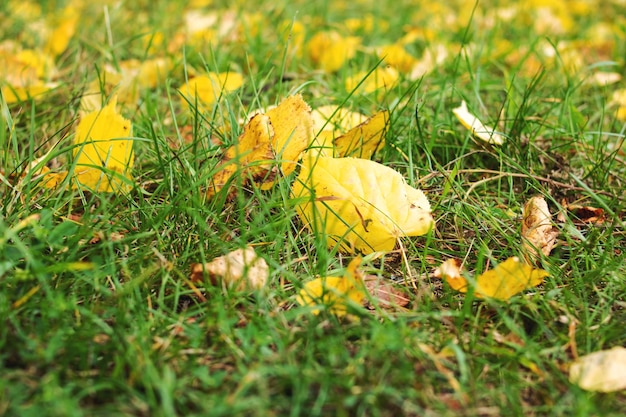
[190,246,268,291]
[521,196,558,264]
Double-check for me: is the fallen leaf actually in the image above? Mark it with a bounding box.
[345,66,399,95]
[452,101,505,145]
[190,246,268,291]
[363,275,410,310]
[264,95,315,186]
[207,94,314,196]
[569,347,626,392]
[333,110,389,159]
[311,105,368,138]
[178,72,243,109]
[44,6,78,57]
[296,257,366,316]
[307,31,360,72]
[521,196,558,264]
[435,257,548,301]
[309,107,387,158]
[292,156,433,254]
[42,97,134,192]
[208,113,275,196]
[377,44,417,73]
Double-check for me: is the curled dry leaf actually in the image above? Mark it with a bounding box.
[569,347,626,392]
[208,94,314,197]
[296,257,365,316]
[521,196,558,264]
[452,101,504,145]
[292,156,434,254]
[435,257,548,301]
[190,246,268,291]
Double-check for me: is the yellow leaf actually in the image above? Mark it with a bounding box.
[345,66,399,94]
[309,106,368,157]
[296,257,366,316]
[45,6,78,57]
[452,101,505,145]
[435,257,548,301]
[264,94,315,186]
[334,110,388,159]
[178,72,243,109]
[43,98,133,192]
[1,82,56,104]
[377,44,417,73]
[307,31,360,72]
[208,113,275,196]
[569,347,626,392]
[612,89,626,122]
[309,107,388,159]
[208,94,314,197]
[292,156,433,254]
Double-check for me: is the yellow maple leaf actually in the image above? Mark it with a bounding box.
[178,72,243,109]
[292,156,433,254]
[345,66,399,95]
[435,257,548,301]
[452,101,505,145]
[208,94,314,197]
[43,97,134,192]
[296,257,366,316]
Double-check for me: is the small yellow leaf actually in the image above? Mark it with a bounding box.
[296,257,365,316]
[311,105,368,137]
[334,110,388,159]
[436,257,548,301]
[377,44,417,73]
[45,6,78,57]
[292,157,433,254]
[345,66,399,94]
[208,94,313,197]
[309,106,368,157]
[307,31,360,72]
[178,72,243,109]
[569,347,626,392]
[1,82,56,104]
[42,97,133,192]
[264,94,315,187]
[208,113,275,196]
[452,101,504,145]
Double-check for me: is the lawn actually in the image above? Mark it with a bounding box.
[1,0,626,416]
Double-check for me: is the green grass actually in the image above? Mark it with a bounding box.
[2,0,626,416]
